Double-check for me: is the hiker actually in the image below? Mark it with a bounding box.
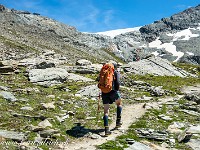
[98,63,122,136]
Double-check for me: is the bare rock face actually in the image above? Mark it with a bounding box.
[0,5,6,12]
[0,130,26,142]
[122,56,196,77]
[28,68,69,87]
[139,5,200,42]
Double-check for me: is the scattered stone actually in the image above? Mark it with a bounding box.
[28,125,45,132]
[135,128,168,141]
[185,93,200,104]
[126,138,135,145]
[86,132,101,139]
[181,109,200,116]
[12,113,46,120]
[169,138,176,145]
[34,134,44,143]
[20,106,34,111]
[68,111,75,116]
[158,114,173,121]
[74,94,81,97]
[135,95,153,101]
[76,85,99,98]
[0,66,15,74]
[35,61,55,69]
[86,117,96,120]
[150,86,165,96]
[76,59,92,66]
[0,91,17,102]
[19,143,43,150]
[38,119,52,128]
[177,130,192,143]
[56,115,69,122]
[161,142,170,148]
[187,125,200,134]
[46,95,56,99]
[41,102,55,109]
[39,129,59,138]
[186,139,200,150]
[167,122,186,134]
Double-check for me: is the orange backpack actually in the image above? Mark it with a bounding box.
[98,63,115,93]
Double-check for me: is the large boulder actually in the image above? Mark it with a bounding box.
[28,68,69,87]
[122,56,196,77]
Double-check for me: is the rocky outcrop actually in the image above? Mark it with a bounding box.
[179,55,200,65]
[28,68,69,87]
[0,5,6,12]
[0,130,26,142]
[139,5,200,42]
[122,56,196,77]
[108,4,200,64]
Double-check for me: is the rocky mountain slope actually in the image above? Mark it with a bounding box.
[0,5,115,64]
[99,4,200,64]
[0,4,199,65]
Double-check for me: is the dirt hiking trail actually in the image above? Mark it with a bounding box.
[55,96,182,150]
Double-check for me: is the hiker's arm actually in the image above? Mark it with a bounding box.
[115,71,120,91]
[96,76,100,81]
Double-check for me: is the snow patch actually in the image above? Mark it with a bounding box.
[149,38,184,62]
[186,52,194,55]
[167,28,199,41]
[95,27,141,38]
[151,51,159,56]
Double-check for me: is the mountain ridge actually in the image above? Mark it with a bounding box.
[0,4,199,64]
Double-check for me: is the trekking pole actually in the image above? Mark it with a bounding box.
[97,92,101,113]
[97,91,101,122]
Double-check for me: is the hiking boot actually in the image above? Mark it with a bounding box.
[105,127,111,136]
[115,121,122,129]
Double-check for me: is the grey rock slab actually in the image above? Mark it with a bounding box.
[76,85,99,97]
[67,73,94,82]
[0,130,26,142]
[38,119,52,128]
[181,84,200,94]
[0,86,9,91]
[28,68,69,86]
[178,130,192,142]
[0,91,17,102]
[186,139,200,150]
[181,109,200,116]
[125,141,153,150]
[122,56,196,77]
[76,59,92,66]
[39,129,59,138]
[20,106,34,111]
[187,125,200,134]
